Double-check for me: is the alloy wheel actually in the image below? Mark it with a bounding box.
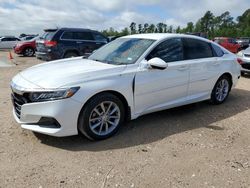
[89,101,121,136]
[215,79,229,102]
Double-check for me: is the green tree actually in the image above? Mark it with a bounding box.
[176,26,181,33]
[186,22,194,33]
[156,22,164,33]
[138,24,143,33]
[143,23,149,33]
[130,22,137,34]
[148,24,156,33]
[120,27,130,36]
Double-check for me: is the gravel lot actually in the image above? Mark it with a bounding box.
[0,51,250,188]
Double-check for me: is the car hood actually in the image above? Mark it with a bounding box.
[243,47,250,54]
[17,57,127,88]
[17,40,35,45]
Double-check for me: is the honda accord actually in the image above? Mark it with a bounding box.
[11,34,241,140]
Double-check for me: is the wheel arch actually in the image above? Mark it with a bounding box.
[219,72,233,89]
[63,49,80,58]
[77,90,131,130]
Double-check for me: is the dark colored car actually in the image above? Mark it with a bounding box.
[214,37,241,53]
[14,37,38,57]
[36,28,108,61]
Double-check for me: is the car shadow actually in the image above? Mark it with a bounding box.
[242,74,250,79]
[34,88,250,151]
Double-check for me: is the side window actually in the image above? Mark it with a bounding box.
[183,38,213,60]
[73,32,94,41]
[92,33,108,43]
[211,44,224,57]
[1,38,9,41]
[61,32,74,40]
[147,38,183,63]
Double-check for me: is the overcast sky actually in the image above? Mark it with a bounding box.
[0,0,249,36]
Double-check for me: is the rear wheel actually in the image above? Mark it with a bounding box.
[64,51,78,58]
[210,75,231,104]
[23,47,34,57]
[78,93,125,140]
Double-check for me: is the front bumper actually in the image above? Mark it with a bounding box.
[240,57,250,73]
[14,47,23,54]
[12,97,83,137]
[36,50,60,61]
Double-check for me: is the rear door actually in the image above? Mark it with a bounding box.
[183,38,220,100]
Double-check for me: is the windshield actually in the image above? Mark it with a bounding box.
[88,38,155,65]
[28,36,40,41]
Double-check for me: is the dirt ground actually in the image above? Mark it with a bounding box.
[0,51,250,188]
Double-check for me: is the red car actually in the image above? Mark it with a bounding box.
[14,38,37,57]
[214,37,241,53]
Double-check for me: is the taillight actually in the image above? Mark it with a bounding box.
[237,58,243,65]
[44,40,57,47]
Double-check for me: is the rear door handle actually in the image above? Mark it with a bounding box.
[212,61,220,66]
[76,41,83,44]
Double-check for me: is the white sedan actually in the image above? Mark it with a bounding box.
[0,36,21,49]
[11,34,241,140]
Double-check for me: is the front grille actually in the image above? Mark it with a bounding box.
[244,54,250,58]
[242,63,250,70]
[11,93,28,119]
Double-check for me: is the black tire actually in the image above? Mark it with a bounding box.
[210,75,232,105]
[241,71,245,76]
[64,51,78,58]
[78,93,125,140]
[23,47,34,57]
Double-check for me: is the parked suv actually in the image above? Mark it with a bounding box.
[36,28,108,61]
[214,37,241,53]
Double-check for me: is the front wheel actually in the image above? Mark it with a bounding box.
[210,75,231,105]
[23,47,34,57]
[78,93,125,140]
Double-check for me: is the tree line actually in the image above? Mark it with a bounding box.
[102,9,250,39]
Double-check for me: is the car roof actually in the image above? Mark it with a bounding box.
[122,33,212,42]
[44,28,98,32]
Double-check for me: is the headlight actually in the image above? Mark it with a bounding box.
[29,87,80,102]
[237,51,243,57]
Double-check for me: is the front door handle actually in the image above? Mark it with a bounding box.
[178,65,188,71]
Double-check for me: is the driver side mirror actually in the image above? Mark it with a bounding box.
[147,57,168,70]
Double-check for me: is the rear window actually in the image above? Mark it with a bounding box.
[228,38,237,44]
[41,31,56,40]
[183,38,213,59]
[211,43,224,57]
[92,33,108,43]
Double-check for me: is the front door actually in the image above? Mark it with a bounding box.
[134,38,189,115]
